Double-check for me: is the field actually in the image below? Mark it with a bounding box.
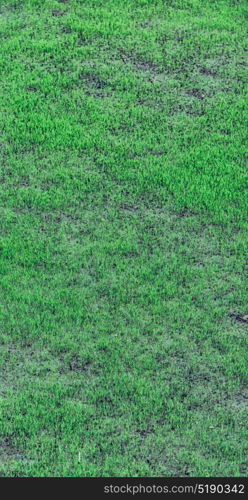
[0,0,247,477]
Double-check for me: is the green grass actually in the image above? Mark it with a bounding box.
[0,0,247,477]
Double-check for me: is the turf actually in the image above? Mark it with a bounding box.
[0,0,247,477]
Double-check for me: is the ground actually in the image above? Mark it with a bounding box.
[0,0,247,477]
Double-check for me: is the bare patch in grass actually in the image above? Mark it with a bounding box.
[26,86,39,92]
[61,26,72,34]
[0,439,24,464]
[133,59,160,74]
[68,357,92,373]
[52,9,65,17]
[186,88,206,99]
[136,97,164,112]
[0,343,62,396]
[78,31,88,45]
[228,389,248,412]
[119,202,140,213]
[177,208,197,219]
[80,73,107,87]
[79,73,112,98]
[119,50,160,76]
[175,30,188,43]
[230,313,248,325]
[139,20,154,29]
[200,67,218,77]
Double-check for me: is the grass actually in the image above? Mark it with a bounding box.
[0,0,247,477]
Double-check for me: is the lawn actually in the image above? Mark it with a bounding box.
[0,0,247,477]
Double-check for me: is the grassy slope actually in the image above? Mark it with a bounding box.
[0,0,247,476]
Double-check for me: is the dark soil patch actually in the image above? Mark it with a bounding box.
[200,67,218,77]
[119,202,140,212]
[230,313,248,325]
[61,26,72,34]
[220,129,231,135]
[119,50,160,75]
[186,88,206,99]
[52,9,65,17]
[66,356,92,373]
[78,31,88,45]
[190,111,206,117]
[133,59,159,73]
[26,86,39,92]
[175,30,187,43]
[80,73,107,89]
[177,208,197,218]
[79,73,113,98]
[0,439,25,463]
